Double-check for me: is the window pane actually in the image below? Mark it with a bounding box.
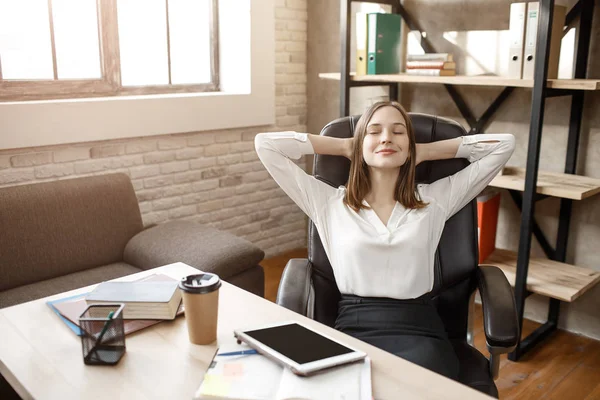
[168,0,211,84]
[0,0,54,80]
[52,0,101,79]
[117,0,169,86]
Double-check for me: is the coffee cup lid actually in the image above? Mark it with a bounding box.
[179,273,221,294]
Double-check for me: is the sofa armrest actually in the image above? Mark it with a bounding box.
[276,258,312,317]
[123,220,264,279]
[476,265,520,352]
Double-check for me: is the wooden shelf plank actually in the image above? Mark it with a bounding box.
[483,248,600,302]
[489,167,600,200]
[353,0,397,4]
[318,72,600,91]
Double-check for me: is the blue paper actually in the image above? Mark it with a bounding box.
[46,293,89,336]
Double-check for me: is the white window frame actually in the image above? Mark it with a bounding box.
[0,0,221,100]
[0,0,274,150]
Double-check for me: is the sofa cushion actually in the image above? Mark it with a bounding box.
[0,173,144,292]
[0,262,141,309]
[124,220,265,279]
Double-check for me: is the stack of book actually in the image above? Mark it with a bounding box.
[85,278,182,320]
[47,274,184,336]
[405,53,456,76]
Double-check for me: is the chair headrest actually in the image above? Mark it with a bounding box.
[313,113,469,189]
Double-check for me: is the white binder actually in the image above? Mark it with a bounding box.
[356,12,368,76]
[522,2,539,80]
[508,2,527,79]
[522,2,567,80]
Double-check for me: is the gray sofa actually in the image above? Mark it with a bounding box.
[0,173,265,309]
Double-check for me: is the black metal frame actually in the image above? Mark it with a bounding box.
[509,0,593,361]
[338,0,594,361]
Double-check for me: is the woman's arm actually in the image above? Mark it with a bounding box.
[255,132,339,222]
[416,138,461,165]
[419,134,515,219]
[308,134,353,159]
[416,137,506,165]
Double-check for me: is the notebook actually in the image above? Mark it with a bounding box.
[47,293,89,335]
[85,275,182,320]
[194,343,372,400]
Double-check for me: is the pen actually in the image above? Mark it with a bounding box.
[95,311,115,343]
[217,349,258,357]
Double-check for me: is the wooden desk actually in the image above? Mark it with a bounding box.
[0,263,492,399]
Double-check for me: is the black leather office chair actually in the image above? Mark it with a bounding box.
[276,113,520,398]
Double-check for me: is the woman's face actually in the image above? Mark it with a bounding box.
[362,106,410,169]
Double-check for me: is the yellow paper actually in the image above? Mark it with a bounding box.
[201,374,230,396]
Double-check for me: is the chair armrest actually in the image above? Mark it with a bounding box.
[476,265,520,353]
[123,220,264,279]
[276,258,312,317]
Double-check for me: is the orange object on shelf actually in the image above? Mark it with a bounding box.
[477,190,501,264]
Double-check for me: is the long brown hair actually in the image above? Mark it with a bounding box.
[343,101,427,212]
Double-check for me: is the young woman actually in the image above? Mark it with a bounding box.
[254,101,515,379]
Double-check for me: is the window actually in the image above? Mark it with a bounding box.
[0,0,219,101]
[0,0,274,150]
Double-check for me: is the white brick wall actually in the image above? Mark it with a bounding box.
[0,0,308,259]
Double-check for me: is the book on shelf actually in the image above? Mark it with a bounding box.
[522,2,566,79]
[406,69,456,76]
[85,277,182,320]
[354,11,409,76]
[407,53,453,62]
[508,2,527,79]
[406,61,456,70]
[194,343,372,400]
[356,12,368,75]
[366,13,402,75]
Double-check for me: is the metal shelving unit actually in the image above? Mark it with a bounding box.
[328,0,598,361]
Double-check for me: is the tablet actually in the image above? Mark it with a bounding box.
[233,321,366,376]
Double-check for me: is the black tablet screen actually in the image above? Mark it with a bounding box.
[243,323,354,365]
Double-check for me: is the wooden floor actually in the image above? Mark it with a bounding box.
[260,249,600,400]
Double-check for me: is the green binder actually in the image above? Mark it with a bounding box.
[367,13,402,75]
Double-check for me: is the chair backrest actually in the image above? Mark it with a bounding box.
[309,113,478,341]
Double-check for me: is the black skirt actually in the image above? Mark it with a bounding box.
[334,294,459,380]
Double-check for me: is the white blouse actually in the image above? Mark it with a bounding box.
[255,131,515,299]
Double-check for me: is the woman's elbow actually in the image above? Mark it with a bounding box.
[508,134,516,152]
[501,133,516,153]
[500,134,516,164]
[254,132,269,154]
